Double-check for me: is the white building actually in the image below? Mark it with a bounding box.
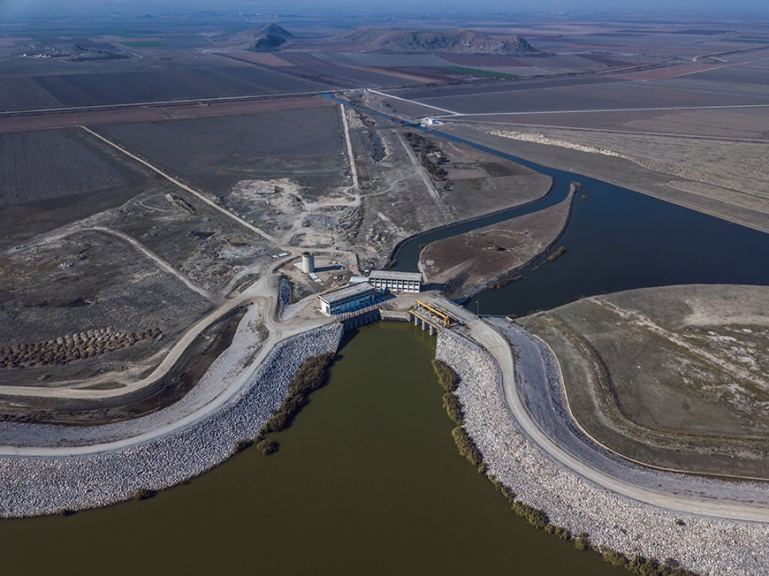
[368,270,422,293]
[318,282,378,316]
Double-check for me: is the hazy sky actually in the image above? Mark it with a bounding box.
[0,0,767,22]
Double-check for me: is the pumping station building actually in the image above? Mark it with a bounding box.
[368,270,422,293]
[319,283,379,316]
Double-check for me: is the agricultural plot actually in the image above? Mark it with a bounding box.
[32,65,329,108]
[0,128,138,206]
[95,106,346,200]
[0,128,152,250]
[0,77,60,111]
[0,229,213,388]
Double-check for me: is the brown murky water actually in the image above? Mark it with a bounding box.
[0,322,621,575]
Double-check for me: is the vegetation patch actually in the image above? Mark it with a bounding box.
[256,438,280,456]
[442,392,463,424]
[262,352,336,434]
[489,275,523,290]
[404,132,448,181]
[451,426,483,467]
[430,66,520,79]
[546,246,567,262]
[132,488,157,501]
[432,358,458,392]
[435,354,697,575]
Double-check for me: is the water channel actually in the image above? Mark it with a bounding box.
[392,128,769,317]
[5,114,769,574]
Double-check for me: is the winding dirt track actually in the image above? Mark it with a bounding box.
[0,274,334,456]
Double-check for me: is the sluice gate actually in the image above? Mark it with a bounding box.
[409,300,457,335]
[338,300,459,335]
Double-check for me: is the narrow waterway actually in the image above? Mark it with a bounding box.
[0,323,621,575]
[391,129,769,317]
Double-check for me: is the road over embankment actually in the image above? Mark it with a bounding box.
[424,296,769,523]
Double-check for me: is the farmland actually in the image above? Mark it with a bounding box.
[95,106,346,199]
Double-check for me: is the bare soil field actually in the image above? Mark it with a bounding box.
[0,77,60,111]
[91,186,277,296]
[95,106,346,199]
[414,76,769,115]
[0,229,213,388]
[0,95,333,133]
[520,284,769,479]
[0,61,331,112]
[420,188,573,297]
[0,128,142,206]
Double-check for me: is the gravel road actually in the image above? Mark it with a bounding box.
[436,320,769,576]
[0,323,342,517]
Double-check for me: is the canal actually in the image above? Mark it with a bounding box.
[0,323,620,575]
[391,129,769,318]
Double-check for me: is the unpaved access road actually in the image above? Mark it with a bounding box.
[0,272,334,455]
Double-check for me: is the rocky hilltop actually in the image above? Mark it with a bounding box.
[245,24,293,52]
[332,27,543,55]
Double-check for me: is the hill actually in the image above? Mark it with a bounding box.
[245,24,293,53]
[331,28,543,55]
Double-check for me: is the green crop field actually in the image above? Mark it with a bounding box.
[431,66,520,79]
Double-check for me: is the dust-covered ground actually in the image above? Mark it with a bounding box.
[0,229,214,388]
[520,284,769,479]
[420,187,573,297]
[343,105,552,268]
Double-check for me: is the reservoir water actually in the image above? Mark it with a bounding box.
[0,323,621,575]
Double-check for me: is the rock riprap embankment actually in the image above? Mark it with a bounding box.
[436,327,769,576]
[0,323,343,517]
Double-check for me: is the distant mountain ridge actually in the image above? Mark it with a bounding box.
[331,27,543,55]
[245,24,293,52]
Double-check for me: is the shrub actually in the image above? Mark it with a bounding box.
[132,488,157,501]
[603,550,627,567]
[574,532,591,551]
[442,392,463,424]
[256,438,280,456]
[546,246,567,262]
[432,359,458,392]
[261,353,335,434]
[451,426,482,467]
[234,438,253,453]
[512,500,549,530]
